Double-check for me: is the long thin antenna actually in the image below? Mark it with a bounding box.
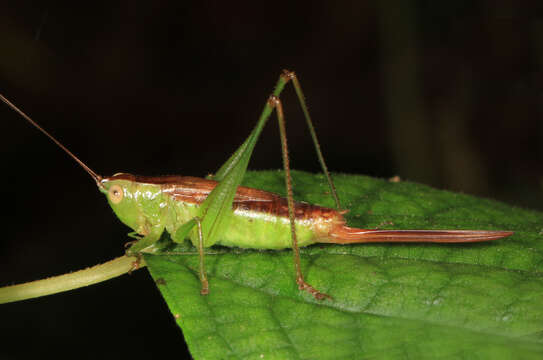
[1,93,103,187]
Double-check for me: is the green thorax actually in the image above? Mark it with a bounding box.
[100,177,174,236]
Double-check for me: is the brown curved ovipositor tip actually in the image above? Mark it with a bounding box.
[326,226,514,244]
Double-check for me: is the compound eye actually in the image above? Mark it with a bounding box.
[108,184,124,204]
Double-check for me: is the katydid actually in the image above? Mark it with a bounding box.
[1,70,513,300]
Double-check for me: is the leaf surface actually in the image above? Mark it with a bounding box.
[144,170,543,359]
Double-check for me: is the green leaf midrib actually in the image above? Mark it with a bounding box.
[157,246,543,274]
[155,240,543,275]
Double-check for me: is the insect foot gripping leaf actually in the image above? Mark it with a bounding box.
[143,171,543,360]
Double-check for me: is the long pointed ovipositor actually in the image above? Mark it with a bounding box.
[326,227,513,244]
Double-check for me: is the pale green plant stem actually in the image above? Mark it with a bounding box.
[0,255,143,304]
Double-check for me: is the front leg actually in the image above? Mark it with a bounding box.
[123,231,144,250]
[125,226,164,270]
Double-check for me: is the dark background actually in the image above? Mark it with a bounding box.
[2,2,542,359]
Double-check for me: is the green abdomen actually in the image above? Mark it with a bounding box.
[220,208,316,249]
[169,201,317,250]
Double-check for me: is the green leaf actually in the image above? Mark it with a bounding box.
[144,170,543,360]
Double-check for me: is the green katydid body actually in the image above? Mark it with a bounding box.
[101,173,512,256]
[101,174,342,251]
